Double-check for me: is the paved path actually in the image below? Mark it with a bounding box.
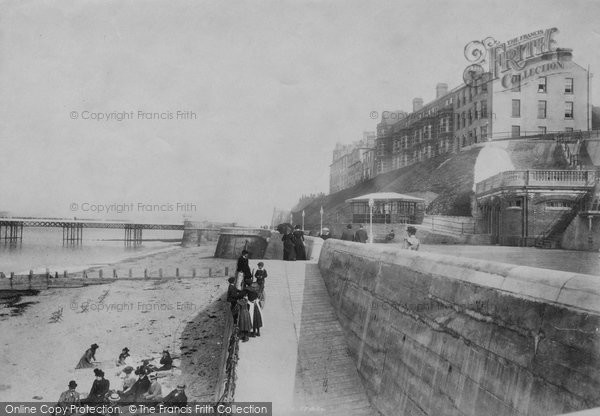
[235,260,375,416]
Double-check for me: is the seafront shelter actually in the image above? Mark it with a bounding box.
[345,192,425,224]
[475,169,597,247]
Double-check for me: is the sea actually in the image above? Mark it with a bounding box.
[0,227,183,275]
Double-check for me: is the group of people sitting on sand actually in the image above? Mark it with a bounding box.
[227,250,266,342]
[56,343,187,411]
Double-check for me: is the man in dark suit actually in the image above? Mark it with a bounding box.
[354,224,368,243]
[341,224,354,241]
[162,384,187,409]
[236,250,252,280]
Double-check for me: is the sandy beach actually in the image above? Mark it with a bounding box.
[0,242,236,403]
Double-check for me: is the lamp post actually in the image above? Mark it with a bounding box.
[368,198,374,244]
[384,203,389,224]
[320,206,324,235]
[302,210,305,231]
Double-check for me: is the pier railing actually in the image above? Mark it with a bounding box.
[476,170,597,195]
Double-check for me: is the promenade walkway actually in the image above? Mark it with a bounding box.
[235,260,375,416]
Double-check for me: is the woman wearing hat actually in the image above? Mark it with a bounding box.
[147,350,173,372]
[116,366,136,392]
[120,367,151,403]
[116,347,130,366]
[75,343,99,369]
[83,368,110,403]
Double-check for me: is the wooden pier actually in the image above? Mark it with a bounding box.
[0,218,184,245]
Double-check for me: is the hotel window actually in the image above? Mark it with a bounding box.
[481,101,487,118]
[468,109,473,125]
[508,200,522,208]
[565,102,574,119]
[565,127,574,132]
[539,126,547,135]
[481,125,488,140]
[512,99,521,117]
[537,100,547,119]
[538,77,547,93]
[512,74,521,92]
[511,125,520,138]
[456,114,461,128]
[565,78,574,94]
[481,81,488,92]
[461,112,466,129]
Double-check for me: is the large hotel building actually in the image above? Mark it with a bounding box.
[330,28,592,192]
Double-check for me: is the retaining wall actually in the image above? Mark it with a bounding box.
[214,228,271,259]
[318,240,600,416]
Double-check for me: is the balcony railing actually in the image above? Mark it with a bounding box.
[476,170,597,195]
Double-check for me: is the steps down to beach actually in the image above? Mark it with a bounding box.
[234,260,375,416]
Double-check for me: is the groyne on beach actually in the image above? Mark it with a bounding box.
[0,243,235,403]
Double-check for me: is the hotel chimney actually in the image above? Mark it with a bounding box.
[436,83,448,98]
[413,98,423,112]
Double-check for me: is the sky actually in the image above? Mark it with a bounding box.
[1,0,599,226]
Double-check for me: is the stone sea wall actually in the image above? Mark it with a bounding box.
[318,240,600,416]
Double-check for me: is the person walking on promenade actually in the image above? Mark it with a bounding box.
[236,250,252,281]
[404,226,420,250]
[254,262,267,292]
[282,228,297,261]
[341,224,354,241]
[76,343,99,369]
[354,224,368,243]
[293,225,307,260]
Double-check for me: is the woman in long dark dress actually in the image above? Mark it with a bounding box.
[237,295,252,342]
[76,343,99,369]
[82,368,109,404]
[292,225,306,260]
[282,229,296,261]
[246,285,263,337]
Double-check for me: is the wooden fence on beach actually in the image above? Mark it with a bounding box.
[0,266,234,291]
